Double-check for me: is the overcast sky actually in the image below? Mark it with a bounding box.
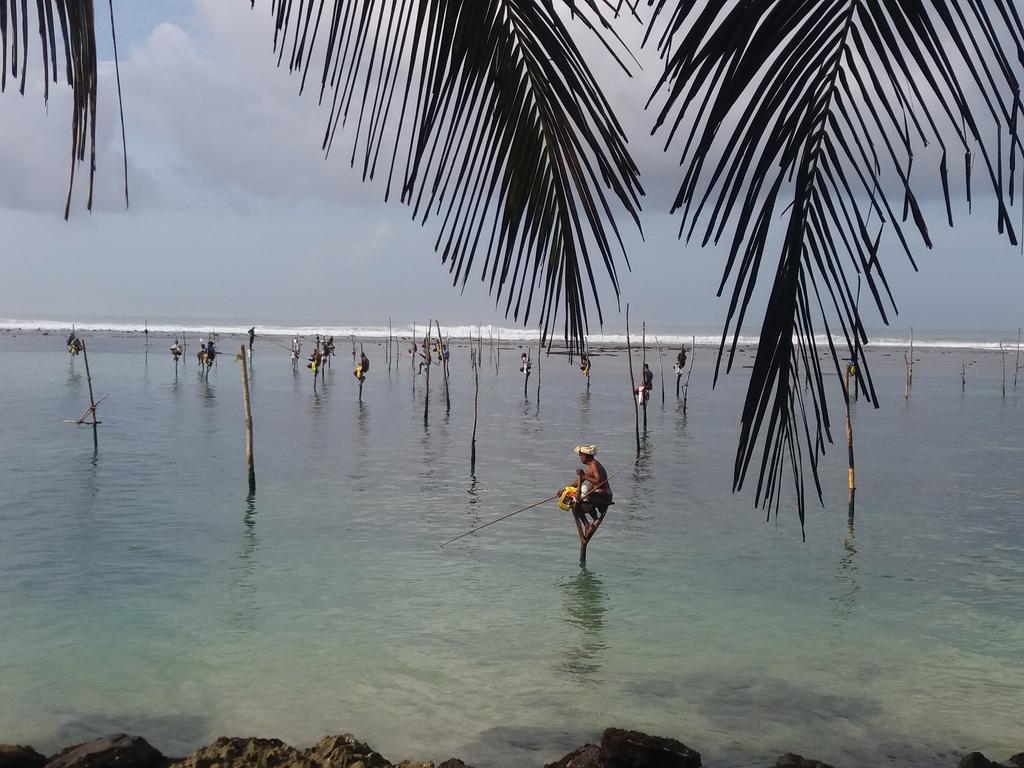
[0,0,1021,334]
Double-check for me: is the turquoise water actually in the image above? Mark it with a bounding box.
[0,331,1021,767]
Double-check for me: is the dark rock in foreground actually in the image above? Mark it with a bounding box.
[169,737,317,768]
[545,729,700,768]
[0,744,47,768]
[305,734,391,768]
[3,729,1019,768]
[43,735,167,768]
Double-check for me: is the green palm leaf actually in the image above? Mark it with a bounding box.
[261,0,645,347]
[648,0,1024,533]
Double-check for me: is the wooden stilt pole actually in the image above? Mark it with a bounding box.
[909,327,914,387]
[471,346,479,474]
[641,322,648,430]
[1000,342,1007,398]
[436,320,450,413]
[81,338,99,449]
[626,305,640,458]
[683,336,694,414]
[904,353,910,400]
[536,325,542,403]
[496,330,501,374]
[424,320,432,426]
[961,362,967,391]
[655,336,666,407]
[1015,328,1021,388]
[844,360,855,511]
[238,345,256,492]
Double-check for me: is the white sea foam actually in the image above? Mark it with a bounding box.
[0,318,1013,351]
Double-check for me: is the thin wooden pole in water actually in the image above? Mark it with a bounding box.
[496,330,501,374]
[536,325,542,403]
[683,336,694,414]
[844,360,855,510]
[909,327,914,387]
[471,347,479,474]
[436,320,450,412]
[641,322,648,430]
[81,338,99,449]
[626,305,640,458]
[961,362,967,391]
[1015,328,1021,388]
[654,336,666,407]
[239,345,256,492]
[1000,342,1006,398]
[424,320,432,425]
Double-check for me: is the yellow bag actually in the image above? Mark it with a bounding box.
[557,486,578,511]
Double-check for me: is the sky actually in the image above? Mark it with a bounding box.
[0,0,1021,335]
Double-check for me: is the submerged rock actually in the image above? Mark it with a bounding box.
[774,755,836,768]
[436,760,473,768]
[43,735,167,768]
[1005,754,1024,768]
[170,737,317,768]
[0,744,47,768]
[305,735,390,768]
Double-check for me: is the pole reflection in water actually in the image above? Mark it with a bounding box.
[229,492,260,635]
[559,567,608,680]
[831,515,860,624]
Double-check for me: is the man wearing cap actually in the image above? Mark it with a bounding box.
[570,445,612,535]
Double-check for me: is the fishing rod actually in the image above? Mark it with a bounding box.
[440,461,632,548]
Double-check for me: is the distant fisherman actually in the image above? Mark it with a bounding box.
[580,353,591,379]
[66,330,82,355]
[248,326,256,352]
[354,351,370,381]
[636,362,653,404]
[520,351,532,375]
[291,335,302,366]
[170,339,182,361]
[671,348,688,385]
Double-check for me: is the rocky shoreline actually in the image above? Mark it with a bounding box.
[1,729,1021,768]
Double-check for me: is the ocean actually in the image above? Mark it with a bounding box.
[0,323,1021,767]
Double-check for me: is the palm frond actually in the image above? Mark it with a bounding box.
[262,0,644,348]
[648,0,1024,533]
[0,0,127,218]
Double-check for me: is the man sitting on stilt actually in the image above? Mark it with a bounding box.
[568,445,612,537]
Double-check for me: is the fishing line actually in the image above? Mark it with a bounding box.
[440,462,632,548]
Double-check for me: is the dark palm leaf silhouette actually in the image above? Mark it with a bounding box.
[647,0,1024,533]
[0,0,126,218]
[259,0,645,348]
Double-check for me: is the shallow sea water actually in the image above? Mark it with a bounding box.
[0,330,1021,767]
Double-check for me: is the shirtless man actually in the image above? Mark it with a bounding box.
[567,445,612,535]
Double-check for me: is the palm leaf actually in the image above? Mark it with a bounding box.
[0,0,127,218]
[260,0,644,348]
[648,0,1024,534]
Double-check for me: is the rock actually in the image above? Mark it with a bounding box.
[43,735,167,768]
[600,729,701,768]
[436,760,472,768]
[1003,754,1024,768]
[544,744,604,768]
[305,735,390,768]
[0,744,46,768]
[169,737,317,768]
[773,755,836,768]
[394,763,432,768]
[958,754,997,768]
